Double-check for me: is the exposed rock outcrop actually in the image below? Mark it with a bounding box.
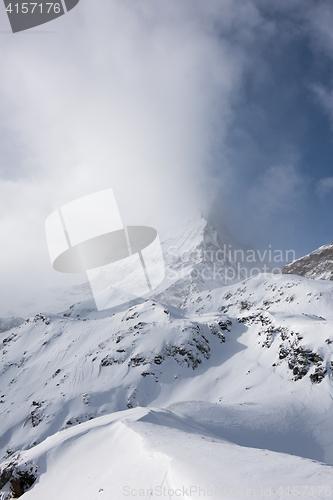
[282,243,333,280]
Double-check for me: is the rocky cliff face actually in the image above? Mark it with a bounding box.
[281,243,333,280]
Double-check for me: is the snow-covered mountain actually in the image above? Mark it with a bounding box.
[282,242,333,280]
[1,216,333,499]
[1,272,333,497]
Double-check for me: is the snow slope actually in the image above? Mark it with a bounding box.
[2,406,333,500]
[0,318,24,334]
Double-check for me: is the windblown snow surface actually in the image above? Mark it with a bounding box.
[1,219,333,499]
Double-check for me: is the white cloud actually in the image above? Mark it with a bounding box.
[316,177,333,197]
[2,0,333,315]
[249,162,305,219]
[0,0,260,316]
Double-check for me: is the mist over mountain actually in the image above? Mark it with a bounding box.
[0,214,275,318]
[2,0,333,321]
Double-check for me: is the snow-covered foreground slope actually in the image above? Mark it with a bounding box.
[2,406,333,500]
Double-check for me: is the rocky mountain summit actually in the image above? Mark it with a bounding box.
[152,215,271,307]
[282,242,333,280]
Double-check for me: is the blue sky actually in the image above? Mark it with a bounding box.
[207,0,333,255]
